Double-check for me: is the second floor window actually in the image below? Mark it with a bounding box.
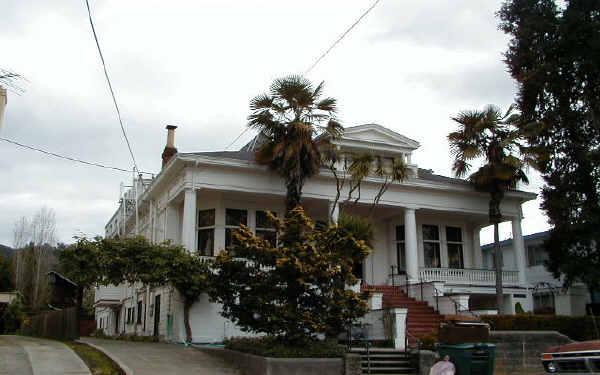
[225,209,247,248]
[446,226,464,269]
[527,244,548,266]
[197,209,215,256]
[256,210,277,247]
[423,225,441,268]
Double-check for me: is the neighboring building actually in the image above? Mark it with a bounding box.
[47,271,78,309]
[96,124,537,343]
[482,231,593,315]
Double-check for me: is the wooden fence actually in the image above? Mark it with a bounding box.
[27,306,79,340]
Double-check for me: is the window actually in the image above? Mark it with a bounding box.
[126,307,132,324]
[225,209,247,248]
[256,210,277,246]
[527,244,548,266]
[137,301,143,324]
[197,209,215,256]
[395,225,406,274]
[422,225,441,268]
[446,226,464,269]
[533,292,555,314]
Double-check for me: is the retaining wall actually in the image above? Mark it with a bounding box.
[197,347,362,375]
[489,331,572,375]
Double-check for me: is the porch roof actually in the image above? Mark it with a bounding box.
[182,150,473,187]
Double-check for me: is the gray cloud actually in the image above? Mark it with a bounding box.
[372,1,507,52]
[404,60,518,107]
[0,0,549,247]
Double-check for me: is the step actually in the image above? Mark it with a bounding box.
[360,366,415,374]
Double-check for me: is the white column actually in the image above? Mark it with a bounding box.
[404,208,419,283]
[472,225,483,269]
[512,216,527,285]
[181,188,197,252]
[328,200,340,224]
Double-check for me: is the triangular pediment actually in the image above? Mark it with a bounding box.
[336,123,420,151]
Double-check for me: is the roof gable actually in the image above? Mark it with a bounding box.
[334,124,420,152]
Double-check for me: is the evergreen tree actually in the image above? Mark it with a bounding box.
[499,0,600,292]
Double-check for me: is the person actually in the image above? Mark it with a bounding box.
[429,354,455,375]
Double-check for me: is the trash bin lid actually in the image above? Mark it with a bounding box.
[436,343,476,349]
[437,343,496,349]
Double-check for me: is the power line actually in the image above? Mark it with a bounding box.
[304,0,383,75]
[84,0,139,173]
[223,1,383,151]
[224,127,252,151]
[0,137,154,176]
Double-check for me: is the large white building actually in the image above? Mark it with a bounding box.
[95,124,536,343]
[482,231,594,315]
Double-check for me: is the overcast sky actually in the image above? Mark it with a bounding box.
[0,0,549,247]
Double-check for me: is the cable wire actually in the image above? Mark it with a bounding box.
[224,127,252,151]
[304,0,383,75]
[0,137,154,175]
[84,0,139,172]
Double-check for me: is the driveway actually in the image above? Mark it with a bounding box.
[80,338,240,375]
[0,335,90,375]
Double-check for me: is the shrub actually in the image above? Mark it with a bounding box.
[2,297,25,334]
[481,315,600,341]
[224,336,345,358]
[418,331,439,351]
[210,207,371,345]
[90,329,109,338]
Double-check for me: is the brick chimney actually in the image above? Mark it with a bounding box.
[162,125,178,168]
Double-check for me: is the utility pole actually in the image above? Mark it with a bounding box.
[0,69,26,135]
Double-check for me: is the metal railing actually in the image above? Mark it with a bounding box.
[389,266,480,319]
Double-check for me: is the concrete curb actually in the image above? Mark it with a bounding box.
[76,339,133,375]
[59,340,92,375]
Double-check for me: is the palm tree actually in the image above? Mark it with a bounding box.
[448,104,529,314]
[248,75,343,213]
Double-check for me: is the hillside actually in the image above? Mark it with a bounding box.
[0,244,12,259]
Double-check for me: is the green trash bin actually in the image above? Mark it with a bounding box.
[436,343,496,375]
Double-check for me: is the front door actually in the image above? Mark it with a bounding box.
[153,295,160,337]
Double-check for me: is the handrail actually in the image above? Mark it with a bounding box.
[389,266,481,319]
[430,283,480,320]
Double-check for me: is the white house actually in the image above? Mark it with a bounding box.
[95,123,537,343]
[482,231,594,315]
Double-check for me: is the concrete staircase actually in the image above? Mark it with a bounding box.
[350,347,416,374]
[364,285,442,342]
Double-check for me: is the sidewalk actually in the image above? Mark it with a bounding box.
[0,335,90,375]
[80,337,240,375]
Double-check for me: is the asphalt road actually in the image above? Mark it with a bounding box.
[0,335,90,375]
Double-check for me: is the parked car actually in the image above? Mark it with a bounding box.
[542,340,600,374]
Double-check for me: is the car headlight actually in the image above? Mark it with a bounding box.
[546,361,557,373]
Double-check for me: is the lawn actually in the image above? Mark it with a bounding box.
[65,341,124,375]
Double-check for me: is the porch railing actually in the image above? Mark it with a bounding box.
[418,267,519,285]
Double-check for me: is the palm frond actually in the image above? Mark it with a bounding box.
[250,93,274,111]
[452,159,471,178]
[316,97,337,112]
[391,157,408,181]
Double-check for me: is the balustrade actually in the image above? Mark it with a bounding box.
[418,267,520,285]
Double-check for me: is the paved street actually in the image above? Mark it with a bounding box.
[81,337,240,375]
[0,335,90,375]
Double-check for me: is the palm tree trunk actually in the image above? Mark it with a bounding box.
[285,175,303,213]
[494,222,504,314]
